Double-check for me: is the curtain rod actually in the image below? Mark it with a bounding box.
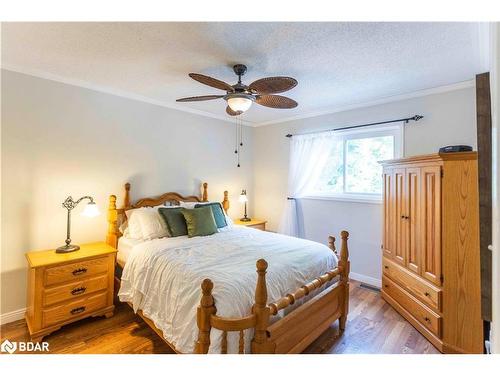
[285,115,423,138]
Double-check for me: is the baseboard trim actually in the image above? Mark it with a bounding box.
[0,308,26,325]
[350,272,382,288]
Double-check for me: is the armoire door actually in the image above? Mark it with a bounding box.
[382,168,394,259]
[420,165,442,285]
[393,167,407,266]
[406,167,421,274]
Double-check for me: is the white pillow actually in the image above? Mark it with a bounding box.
[125,207,169,240]
[125,208,144,239]
[179,201,198,209]
[180,201,223,209]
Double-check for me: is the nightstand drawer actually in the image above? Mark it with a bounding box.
[42,291,108,327]
[43,274,108,306]
[44,256,109,286]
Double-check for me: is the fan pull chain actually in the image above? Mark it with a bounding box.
[235,116,239,155]
[233,115,245,167]
[239,117,243,147]
[237,116,241,167]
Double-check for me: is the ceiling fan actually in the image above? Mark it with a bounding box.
[176,64,298,116]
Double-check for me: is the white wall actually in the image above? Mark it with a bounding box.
[0,70,254,316]
[253,87,477,286]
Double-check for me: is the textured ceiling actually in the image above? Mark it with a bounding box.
[1,22,486,125]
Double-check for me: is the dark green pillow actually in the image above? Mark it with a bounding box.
[181,206,218,238]
[194,202,227,229]
[158,207,187,237]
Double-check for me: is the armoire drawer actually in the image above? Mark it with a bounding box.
[382,276,442,338]
[382,257,441,311]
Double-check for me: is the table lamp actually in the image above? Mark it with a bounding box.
[238,189,251,222]
[57,195,100,253]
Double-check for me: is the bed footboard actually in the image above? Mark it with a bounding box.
[195,231,350,354]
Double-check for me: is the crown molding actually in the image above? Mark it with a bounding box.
[253,79,475,127]
[1,64,255,127]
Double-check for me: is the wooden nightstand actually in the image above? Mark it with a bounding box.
[25,242,117,342]
[235,219,267,231]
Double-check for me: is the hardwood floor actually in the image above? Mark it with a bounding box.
[0,281,439,354]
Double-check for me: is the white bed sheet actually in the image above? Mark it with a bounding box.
[117,237,144,265]
[118,226,338,353]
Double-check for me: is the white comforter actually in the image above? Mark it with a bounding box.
[118,226,337,353]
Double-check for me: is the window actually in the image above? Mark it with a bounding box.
[307,124,403,202]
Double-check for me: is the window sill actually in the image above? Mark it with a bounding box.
[301,195,383,205]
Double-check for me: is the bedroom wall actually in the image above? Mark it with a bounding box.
[253,86,477,286]
[1,70,254,317]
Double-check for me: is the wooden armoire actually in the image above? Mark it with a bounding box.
[380,152,483,353]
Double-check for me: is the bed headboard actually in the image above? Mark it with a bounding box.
[106,182,230,248]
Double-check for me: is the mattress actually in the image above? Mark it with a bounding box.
[118,226,338,353]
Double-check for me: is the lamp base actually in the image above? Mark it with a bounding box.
[56,244,80,253]
[240,217,252,222]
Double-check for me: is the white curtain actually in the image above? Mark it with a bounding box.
[278,131,335,237]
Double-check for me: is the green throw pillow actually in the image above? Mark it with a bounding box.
[181,206,218,238]
[158,207,188,237]
[194,202,227,229]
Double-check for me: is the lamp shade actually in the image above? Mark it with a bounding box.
[81,202,100,217]
[227,97,252,113]
[239,190,248,203]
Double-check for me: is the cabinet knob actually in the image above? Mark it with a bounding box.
[424,317,430,323]
[384,265,389,269]
[424,292,430,297]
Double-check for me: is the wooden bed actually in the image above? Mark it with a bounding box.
[106,182,350,354]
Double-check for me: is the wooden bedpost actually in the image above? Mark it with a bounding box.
[251,259,275,354]
[124,182,131,209]
[338,230,350,331]
[106,195,119,248]
[195,279,216,354]
[222,191,229,214]
[202,182,208,202]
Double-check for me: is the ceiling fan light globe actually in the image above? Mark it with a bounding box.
[227,97,252,113]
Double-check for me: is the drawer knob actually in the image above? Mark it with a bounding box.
[384,265,389,269]
[424,292,430,297]
[70,306,86,315]
[72,268,87,276]
[71,286,87,295]
[384,284,389,288]
[424,317,430,323]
